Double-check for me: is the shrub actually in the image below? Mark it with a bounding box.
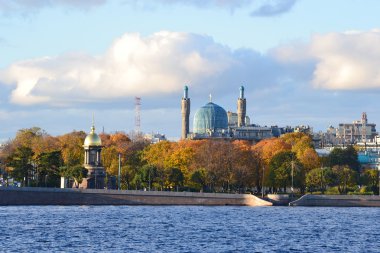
[325,186,340,195]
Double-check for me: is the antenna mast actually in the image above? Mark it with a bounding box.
[135,97,141,135]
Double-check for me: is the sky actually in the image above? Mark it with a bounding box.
[1,0,380,142]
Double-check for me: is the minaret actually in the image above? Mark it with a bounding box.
[237,86,246,127]
[362,112,368,143]
[181,85,191,139]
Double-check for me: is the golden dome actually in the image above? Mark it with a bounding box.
[84,125,102,146]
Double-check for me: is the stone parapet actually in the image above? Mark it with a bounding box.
[290,194,380,207]
[0,187,272,206]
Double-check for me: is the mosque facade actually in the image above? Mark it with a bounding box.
[181,86,277,141]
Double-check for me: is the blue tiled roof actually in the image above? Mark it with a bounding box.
[193,102,228,134]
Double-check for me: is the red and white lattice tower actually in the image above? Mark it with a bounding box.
[135,97,141,134]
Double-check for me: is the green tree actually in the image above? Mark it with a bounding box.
[167,167,184,191]
[36,151,63,187]
[342,145,360,171]
[132,171,143,190]
[331,165,357,194]
[140,165,157,190]
[306,167,335,193]
[60,165,88,187]
[190,168,207,192]
[327,146,360,171]
[120,164,135,190]
[8,146,34,186]
[360,169,379,194]
[269,151,302,193]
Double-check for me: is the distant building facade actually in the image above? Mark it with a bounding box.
[227,112,250,126]
[145,133,167,144]
[336,113,377,144]
[320,113,378,146]
[358,149,380,169]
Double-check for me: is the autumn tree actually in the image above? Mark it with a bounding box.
[142,141,173,190]
[100,132,133,177]
[192,140,236,192]
[253,138,291,165]
[281,132,320,173]
[166,141,195,181]
[58,131,86,167]
[102,145,119,176]
[10,128,60,160]
[232,140,259,193]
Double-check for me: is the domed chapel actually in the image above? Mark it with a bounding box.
[77,122,106,189]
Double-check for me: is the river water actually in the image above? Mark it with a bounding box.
[0,206,379,252]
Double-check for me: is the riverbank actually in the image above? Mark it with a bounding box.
[289,194,380,207]
[0,187,272,206]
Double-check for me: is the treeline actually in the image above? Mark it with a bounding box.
[0,127,378,194]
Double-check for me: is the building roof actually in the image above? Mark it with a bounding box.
[84,125,102,146]
[193,102,228,134]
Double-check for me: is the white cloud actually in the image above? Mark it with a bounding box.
[4,28,380,110]
[131,0,298,16]
[273,29,380,90]
[0,0,298,16]
[0,32,235,105]
[0,0,106,14]
[250,0,297,17]
[138,0,254,10]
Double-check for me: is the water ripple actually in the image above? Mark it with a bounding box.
[0,206,379,252]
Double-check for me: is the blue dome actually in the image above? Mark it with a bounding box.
[193,102,228,134]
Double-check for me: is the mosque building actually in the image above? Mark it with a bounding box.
[181,86,276,141]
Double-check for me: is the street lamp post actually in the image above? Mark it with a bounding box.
[321,167,324,194]
[118,153,121,190]
[378,166,380,196]
[262,166,265,198]
[291,161,294,199]
[148,168,151,191]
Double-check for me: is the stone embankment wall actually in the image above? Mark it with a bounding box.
[266,194,293,206]
[290,194,380,207]
[0,187,272,206]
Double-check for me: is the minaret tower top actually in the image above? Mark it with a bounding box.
[183,85,189,99]
[240,86,244,99]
